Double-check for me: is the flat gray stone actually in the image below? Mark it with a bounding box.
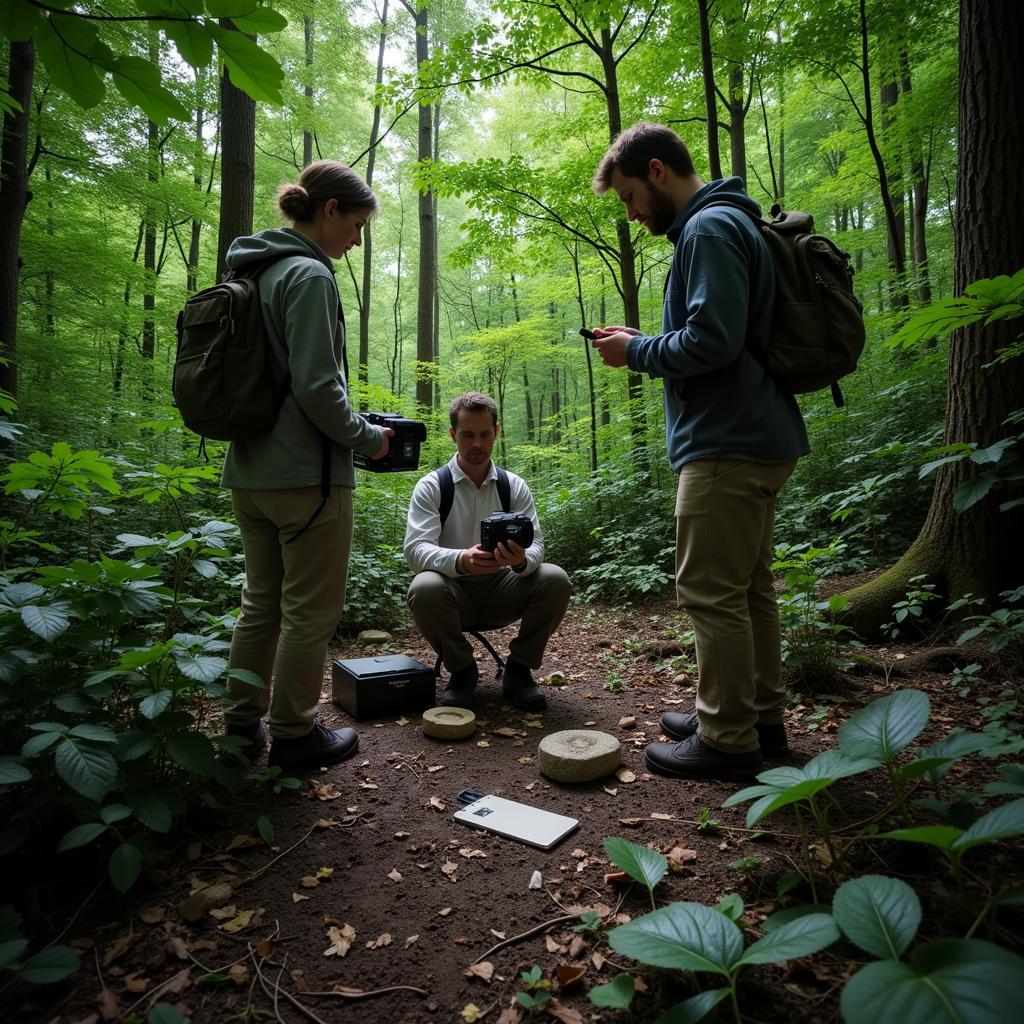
[357,629,393,645]
[538,730,622,783]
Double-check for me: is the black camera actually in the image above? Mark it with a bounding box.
[352,412,428,472]
[480,512,534,552]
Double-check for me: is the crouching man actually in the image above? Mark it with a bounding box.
[404,392,571,711]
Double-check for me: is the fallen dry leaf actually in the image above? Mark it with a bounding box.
[405,934,419,948]
[316,866,334,879]
[366,933,392,949]
[603,786,618,796]
[618,716,637,728]
[441,860,459,880]
[496,1007,523,1024]
[568,935,587,959]
[438,907,452,916]
[394,830,410,838]
[461,1004,483,1023]
[427,764,446,772]
[102,933,136,967]
[253,938,275,960]
[615,767,637,784]
[459,848,487,859]
[313,818,338,830]
[476,740,490,748]
[228,964,249,987]
[570,848,588,859]
[359,781,379,790]
[300,876,320,889]
[489,929,506,940]
[208,904,237,920]
[311,782,342,801]
[592,950,606,971]
[396,716,410,726]
[179,882,233,923]
[220,908,262,933]
[547,999,586,1024]
[428,796,446,812]
[603,870,630,887]
[138,906,164,924]
[225,834,262,852]
[517,755,535,765]
[122,972,148,994]
[97,988,120,1021]
[292,892,310,903]
[323,923,356,957]
[466,961,494,982]
[492,727,519,738]
[388,868,403,882]
[545,935,564,953]
[557,964,587,989]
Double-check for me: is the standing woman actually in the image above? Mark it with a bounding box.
[221,160,390,771]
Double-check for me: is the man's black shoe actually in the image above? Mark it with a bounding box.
[441,661,479,707]
[224,720,268,758]
[268,723,359,772]
[502,660,547,712]
[645,734,763,781]
[660,711,789,758]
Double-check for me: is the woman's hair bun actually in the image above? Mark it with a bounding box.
[276,183,311,221]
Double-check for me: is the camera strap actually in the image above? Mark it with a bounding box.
[436,465,511,530]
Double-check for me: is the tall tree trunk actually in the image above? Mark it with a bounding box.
[402,1,435,411]
[726,63,747,181]
[510,273,535,443]
[600,30,646,466]
[186,69,206,294]
[900,49,932,304]
[696,0,723,179]
[303,16,314,167]
[142,114,158,365]
[842,0,1024,634]
[0,41,34,399]
[432,98,441,409]
[571,243,599,473]
[880,66,907,310]
[216,24,256,283]
[359,0,389,407]
[43,160,55,336]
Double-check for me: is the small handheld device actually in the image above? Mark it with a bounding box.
[454,790,579,850]
[353,412,427,472]
[480,511,534,553]
[579,327,597,340]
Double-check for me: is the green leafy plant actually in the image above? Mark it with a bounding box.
[833,874,1024,1023]
[882,574,940,640]
[515,965,551,1012]
[248,765,301,795]
[604,900,838,1021]
[696,807,722,833]
[603,836,668,910]
[0,907,79,985]
[573,910,603,936]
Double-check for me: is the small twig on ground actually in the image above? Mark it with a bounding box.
[93,947,105,988]
[236,823,318,887]
[253,951,328,1024]
[472,913,576,965]
[273,950,288,1024]
[298,983,430,1000]
[120,953,249,1019]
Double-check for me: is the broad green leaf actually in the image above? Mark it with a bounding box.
[985,765,1024,797]
[833,875,921,959]
[210,25,284,103]
[174,652,227,684]
[839,689,930,762]
[840,939,1024,1024]
[162,20,215,68]
[0,0,43,42]
[20,602,71,641]
[609,902,743,974]
[900,732,995,782]
[139,690,174,719]
[21,731,63,757]
[57,822,108,852]
[148,1003,189,1024]
[655,989,730,1024]
[54,740,117,801]
[109,842,143,893]
[603,837,667,892]
[0,938,28,969]
[110,57,190,124]
[128,791,174,833]
[715,893,744,922]
[68,724,117,744]
[588,972,635,1009]
[256,815,274,845]
[16,945,80,984]
[0,758,31,785]
[166,731,219,776]
[192,558,219,579]
[739,913,838,965]
[35,16,106,109]
[0,582,45,607]
[879,826,963,851]
[100,803,133,825]
[954,475,996,513]
[761,904,831,932]
[952,799,1024,854]
[233,8,289,33]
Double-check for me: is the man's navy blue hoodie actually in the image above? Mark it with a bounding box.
[626,177,809,471]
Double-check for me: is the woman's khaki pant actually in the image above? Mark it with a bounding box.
[225,486,353,739]
[675,458,795,753]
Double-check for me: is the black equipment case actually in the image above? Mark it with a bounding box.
[331,654,435,720]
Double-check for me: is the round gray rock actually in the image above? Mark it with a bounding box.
[538,730,622,783]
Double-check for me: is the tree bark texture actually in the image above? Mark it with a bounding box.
[0,41,34,399]
[842,0,1024,636]
[216,27,256,284]
[696,0,722,179]
[303,16,314,168]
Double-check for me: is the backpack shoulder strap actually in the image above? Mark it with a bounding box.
[435,465,455,530]
[496,467,511,513]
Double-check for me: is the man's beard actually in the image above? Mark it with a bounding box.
[645,181,677,235]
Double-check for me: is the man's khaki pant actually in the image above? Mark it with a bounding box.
[225,486,353,738]
[406,565,571,672]
[675,458,795,753]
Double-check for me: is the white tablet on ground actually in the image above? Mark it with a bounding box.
[454,794,579,850]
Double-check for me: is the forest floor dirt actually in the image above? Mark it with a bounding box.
[8,593,1022,1024]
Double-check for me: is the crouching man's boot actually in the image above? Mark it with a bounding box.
[502,659,546,712]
